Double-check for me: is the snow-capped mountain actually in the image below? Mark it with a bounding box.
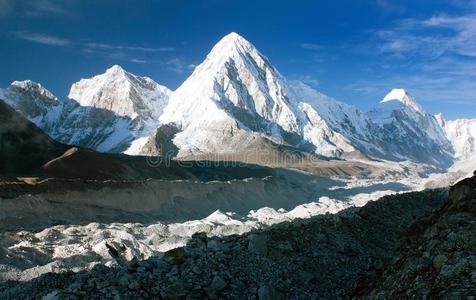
[367,89,453,167]
[0,67,170,152]
[381,88,424,114]
[142,33,452,168]
[0,80,63,134]
[146,32,378,158]
[436,114,476,161]
[0,32,471,170]
[69,65,170,130]
[156,32,311,156]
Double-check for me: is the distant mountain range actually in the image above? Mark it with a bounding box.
[1,32,475,170]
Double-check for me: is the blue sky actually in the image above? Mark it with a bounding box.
[0,0,475,119]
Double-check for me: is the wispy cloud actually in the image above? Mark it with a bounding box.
[294,75,320,87]
[13,31,175,65]
[25,0,72,16]
[166,58,196,74]
[83,43,175,65]
[0,0,77,18]
[130,58,150,64]
[14,34,175,53]
[347,8,476,112]
[85,43,174,53]
[376,13,476,59]
[13,31,71,46]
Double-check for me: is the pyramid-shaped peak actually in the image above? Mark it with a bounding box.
[382,88,410,102]
[381,88,424,114]
[208,32,257,57]
[220,32,248,44]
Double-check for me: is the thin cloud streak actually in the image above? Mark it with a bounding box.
[13,31,174,53]
[26,0,72,16]
[85,43,174,53]
[166,58,196,74]
[13,31,71,46]
[130,58,151,64]
[376,13,476,59]
[13,31,176,65]
[294,75,319,87]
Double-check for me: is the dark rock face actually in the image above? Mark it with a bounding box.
[365,170,476,298]
[139,124,180,157]
[0,100,67,175]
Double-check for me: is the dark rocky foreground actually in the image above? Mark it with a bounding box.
[0,173,474,299]
[364,172,476,298]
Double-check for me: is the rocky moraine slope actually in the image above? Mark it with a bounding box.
[1,172,474,299]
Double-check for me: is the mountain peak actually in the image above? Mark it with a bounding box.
[105,64,127,75]
[69,66,170,122]
[11,80,58,101]
[207,32,256,60]
[219,32,248,45]
[381,88,424,114]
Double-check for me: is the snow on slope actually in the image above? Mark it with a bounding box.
[288,81,381,157]
[442,118,476,160]
[381,88,424,114]
[0,67,170,153]
[0,80,64,134]
[158,32,304,155]
[69,65,170,130]
[0,33,471,169]
[154,32,373,158]
[367,89,453,167]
